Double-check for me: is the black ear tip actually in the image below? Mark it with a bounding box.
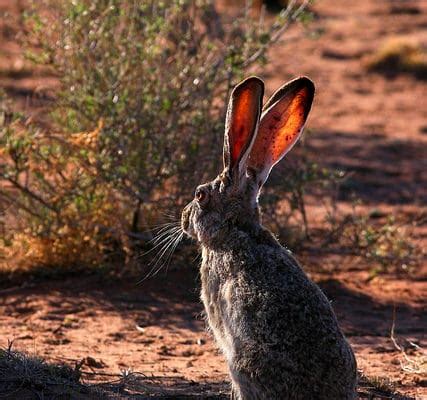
[244,75,265,85]
[236,76,265,93]
[296,76,315,95]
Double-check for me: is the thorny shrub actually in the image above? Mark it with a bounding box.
[0,1,420,274]
[0,0,314,269]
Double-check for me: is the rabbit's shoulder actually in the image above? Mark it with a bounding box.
[224,241,340,333]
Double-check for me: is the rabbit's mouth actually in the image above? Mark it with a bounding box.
[181,203,197,239]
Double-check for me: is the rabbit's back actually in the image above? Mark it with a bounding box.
[201,237,357,400]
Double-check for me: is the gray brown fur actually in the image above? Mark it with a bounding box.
[181,76,357,400]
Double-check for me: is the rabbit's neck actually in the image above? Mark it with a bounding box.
[201,222,278,255]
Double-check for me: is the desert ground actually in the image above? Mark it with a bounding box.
[0,0,426,398]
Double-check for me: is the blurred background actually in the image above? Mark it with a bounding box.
[0,1,426,398]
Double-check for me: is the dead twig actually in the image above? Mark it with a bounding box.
[390,306,426,375]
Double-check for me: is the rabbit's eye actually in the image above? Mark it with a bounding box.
[195,188,208,203]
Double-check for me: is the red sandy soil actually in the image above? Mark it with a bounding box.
[0,268,425,398]
[1,0,426,398]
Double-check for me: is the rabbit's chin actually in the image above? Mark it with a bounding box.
[193,223,227,248]
[182,224,221,247]
[182,222,198,241]
[183,228,197,241]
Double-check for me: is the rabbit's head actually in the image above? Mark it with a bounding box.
[181,76,314,247]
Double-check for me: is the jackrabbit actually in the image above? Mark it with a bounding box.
[181,76,357,400]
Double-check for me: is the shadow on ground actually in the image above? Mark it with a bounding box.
[307,130,426,206]
[318,278,425,337]
[270,129,426,207]
[1,269,424,341]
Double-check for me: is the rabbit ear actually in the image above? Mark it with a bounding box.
[247,76,314,186]
[223,76,264,182]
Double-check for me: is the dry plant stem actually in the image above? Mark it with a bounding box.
[2,176,57,213]
[390,306,426,375]
[243,0,311,67]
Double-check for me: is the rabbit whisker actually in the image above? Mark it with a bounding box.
[139,227,181,258]
[149,225,181,245]
[135,225,180,261]
[139,228,183,282]
[192,251,202,264]
[149,221,180,236]
[153,229,183,270]
[163,231,184,276]
[160,212,179,221]
[149,229,181,268]
[137,220,179,235]
[151,232,184,279]
[151,219,180,229]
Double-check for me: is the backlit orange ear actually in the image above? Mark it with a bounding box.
[224,77,264,178]
[248,77,314,183]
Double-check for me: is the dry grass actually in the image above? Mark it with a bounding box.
[0,343,100,399]
[0,344,229,399]
[358,373,415,399]
[0,344,419,399]
[390,308,427,376]
[366,38,427,79]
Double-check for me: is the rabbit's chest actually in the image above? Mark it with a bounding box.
[200,265,238,362]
